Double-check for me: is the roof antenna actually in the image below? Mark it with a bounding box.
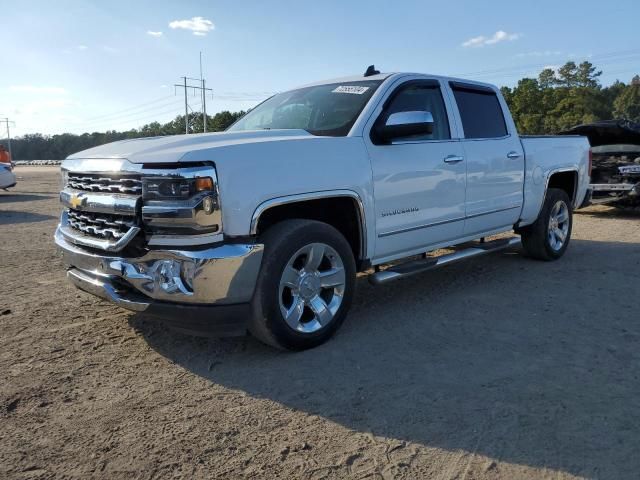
[364,65,380,77]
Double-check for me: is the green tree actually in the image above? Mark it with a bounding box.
[602,80,627,116]
[556,62,578,87]
[613,83,640,121]
[538,68,557,88]
[575,61,602,88]
[505,78,545,134]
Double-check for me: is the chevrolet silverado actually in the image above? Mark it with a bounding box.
[55,67,591,350]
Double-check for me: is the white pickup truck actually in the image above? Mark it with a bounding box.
[55,68,591,350]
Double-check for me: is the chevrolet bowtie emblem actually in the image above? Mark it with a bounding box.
[69,193,86,209]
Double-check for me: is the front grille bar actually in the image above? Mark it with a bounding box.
[59,211,141,252]
[67,209,137,240]
[67,174,142,195]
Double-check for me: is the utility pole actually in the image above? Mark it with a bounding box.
[174,72,212,135]
[200,52,207,133]
[202,78,207,133]
[183,77,188,134]
[0,117,14,159]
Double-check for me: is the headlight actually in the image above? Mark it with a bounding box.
[141,173,222,235]
[142,176,214,200]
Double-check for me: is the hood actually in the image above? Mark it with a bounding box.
[66,129,314,164]
[559,119,640,147]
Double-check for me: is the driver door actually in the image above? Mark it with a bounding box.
[365,79,467,261]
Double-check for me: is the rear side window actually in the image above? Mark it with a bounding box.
[451,84,508,139]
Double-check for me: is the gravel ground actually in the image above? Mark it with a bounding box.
[1,166,639,480]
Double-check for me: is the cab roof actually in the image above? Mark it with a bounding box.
[295,72,498,92]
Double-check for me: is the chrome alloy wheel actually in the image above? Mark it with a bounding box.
[278,243,346,333]
[548,200,570,251]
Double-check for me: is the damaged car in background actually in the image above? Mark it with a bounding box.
[562,119,640,208]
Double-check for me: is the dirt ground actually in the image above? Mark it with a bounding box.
[1,166,639,480]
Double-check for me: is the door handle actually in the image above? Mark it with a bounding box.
[444,155,464,164]
[507,151,522,159]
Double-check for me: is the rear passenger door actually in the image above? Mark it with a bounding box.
[448,82,524,235]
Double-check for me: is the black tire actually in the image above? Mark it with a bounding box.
[520,188,573,261]
[249,219,356,350]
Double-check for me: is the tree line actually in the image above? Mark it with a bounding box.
[501,61,640,134]
[7,61,640,160]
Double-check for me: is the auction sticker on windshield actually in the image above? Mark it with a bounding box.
[332,86,370,94]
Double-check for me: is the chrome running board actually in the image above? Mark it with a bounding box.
[369,237,521,285]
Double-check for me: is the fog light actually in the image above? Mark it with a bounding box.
[114,259,195,298]
[202,195,215,215]
[151,260,192,295]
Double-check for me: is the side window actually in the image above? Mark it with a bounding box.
[451,85,508,139]
[383,83,451,141]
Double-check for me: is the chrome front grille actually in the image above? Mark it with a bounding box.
[67,209,137,240]
[59,159,221,251]
[67,173,142,195]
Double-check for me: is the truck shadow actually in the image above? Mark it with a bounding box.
[0,210,56,225]
[131,239,640,478]
[0,193,54,203]
[576,205,640,218]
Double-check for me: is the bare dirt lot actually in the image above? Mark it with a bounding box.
[1,166,639,479]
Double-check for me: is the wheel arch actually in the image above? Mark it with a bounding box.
[546,168,579,207]
[250,191,368,266]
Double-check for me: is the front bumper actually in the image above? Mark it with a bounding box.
[55,227,264,336]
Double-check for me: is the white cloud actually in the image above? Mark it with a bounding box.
[9,85,67,95]
[77,45,88,51]
[462,30,521,48]
[102,46,118,54]
[147,30,163,37]
[169,16,214,36]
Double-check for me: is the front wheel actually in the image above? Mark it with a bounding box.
[520,188,573,261]
[249,219,356,350]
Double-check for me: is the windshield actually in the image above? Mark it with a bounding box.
[227,80,382,137]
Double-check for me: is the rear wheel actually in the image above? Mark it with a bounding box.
[520,188,573,261]
[250,219,356,350]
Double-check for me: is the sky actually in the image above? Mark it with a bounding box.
[1,0,639,137]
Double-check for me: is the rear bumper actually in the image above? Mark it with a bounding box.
[588,182,640,205]
[55,227,263,336]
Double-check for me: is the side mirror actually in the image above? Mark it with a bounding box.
[376,111,435,142]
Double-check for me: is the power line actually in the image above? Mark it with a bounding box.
[67,98,183,129]
[454,48,640,79]
[66,90,270,130]
[80,95,179,122]
[78,105,190,132]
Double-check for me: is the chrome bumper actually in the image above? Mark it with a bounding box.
[55,226,264,310]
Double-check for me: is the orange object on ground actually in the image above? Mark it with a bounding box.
[0,146,10,164]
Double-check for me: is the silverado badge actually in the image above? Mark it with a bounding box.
[381,207,419,217]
